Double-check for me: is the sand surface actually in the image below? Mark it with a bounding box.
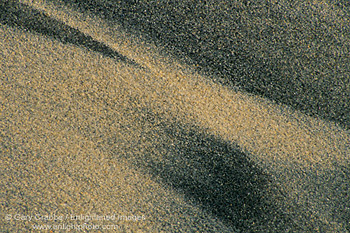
[1,1,349,232]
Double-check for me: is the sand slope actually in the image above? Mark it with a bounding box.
[1,1,349,232]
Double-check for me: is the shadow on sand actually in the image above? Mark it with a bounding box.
[110,108,312,232]
[3,1,348,231]
[128,109,350,232]
[55,0,350,129]
[0,1,141,67]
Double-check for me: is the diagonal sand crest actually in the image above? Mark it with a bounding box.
[23,0,348,167]
[0,23,238,232]
[24,0,348,169]
[1,0,349,231]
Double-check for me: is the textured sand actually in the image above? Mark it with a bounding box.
[1,1,349,232]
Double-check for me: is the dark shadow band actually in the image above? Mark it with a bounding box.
[0,1,141,68]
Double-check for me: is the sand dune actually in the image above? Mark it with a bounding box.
[1,1,349,232]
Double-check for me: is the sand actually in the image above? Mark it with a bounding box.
[1,0,349,232]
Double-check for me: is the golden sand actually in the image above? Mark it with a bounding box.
[1,1,349,232]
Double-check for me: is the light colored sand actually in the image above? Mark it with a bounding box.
[1,1,349,232]
[0,24,236,232]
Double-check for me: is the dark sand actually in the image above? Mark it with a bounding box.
[1,1,349,232]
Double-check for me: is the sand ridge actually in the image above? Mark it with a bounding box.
[1,1,349,232]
